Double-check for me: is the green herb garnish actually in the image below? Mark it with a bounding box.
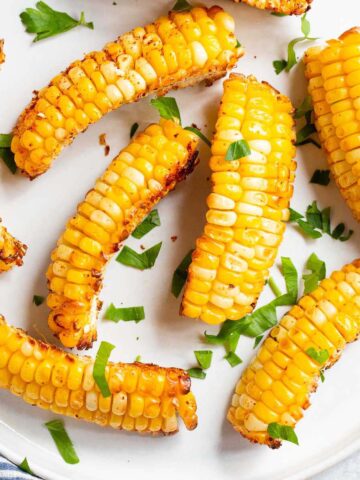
[150,97,181,124]
[267,422,299,445]
[172,0,192,11]
[310,169,330,186]
[33,295,45,306]
[19,458,34,475]
[104,304,145,323]
[171,249,193,297]
[194,350,213,369]
[116,242,162,270]
[132,210,160,239]
[268,277,282,297]
[20,1,93,42]
[273,13,317,74]
[253,335,264,349]
[225,140,251,161]
[224,351,242,367]
[130,122,139,138]
[302,253,326,294]
[188,367,206,379]
[306,347,329,365]
[93,341,115,398]
[45,420,79,464]
[0,133,16,174]
[184,126,211,147]
[290,201,353,241]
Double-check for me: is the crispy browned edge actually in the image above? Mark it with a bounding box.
[0,223,27,272]
[232,0,312,15]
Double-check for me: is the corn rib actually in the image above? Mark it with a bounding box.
[304,27,360,222]
[181,74,296,325]
[47,119,199,349]
[0,315,197,434]
[0,221,27,273]
[231,0,312,15]
[228,259,360,448]
[11,6,243,179]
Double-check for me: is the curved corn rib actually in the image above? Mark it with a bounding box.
[0,222,27,273]
[11,6,243,179]
[304,28,360,222]
[231,0,312,15]
[0,315,197,434]
[47,120,199,349]
[228,259,360,448]
[181,74,296,325]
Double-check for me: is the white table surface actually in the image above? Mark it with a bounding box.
[313,450,360,479]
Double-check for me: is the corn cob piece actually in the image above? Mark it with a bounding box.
[11,6,242,179]
[0,221,27,273]
[304,28,360,222]
[228,259,360,448]
[0,315,197,434]
[231,0,312,15]
[181,74,296,325]
[0,39,4,65]
[47,119,199,349]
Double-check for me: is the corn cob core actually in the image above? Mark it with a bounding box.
[11,6,242,179]
[231,0,312,15]
[228,259,360,448]
[181,74,296,325]
[0,316,197,434]
[47,119,199,349]
[0,222,27,273]
[304,28,360,222]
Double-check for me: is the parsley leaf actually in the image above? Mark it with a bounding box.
[320,370,325,382]
[172,0,192,11]
[0,133,17,174]
[194,350,212,369]
[224,351,242,367]
[33,294,45,306]
[188,367,206,379]
[130,122,139,138]
[306,347,329,365]
[171,249,193,297]
[150,97,181,124]
[273,13,317,74]
[93,341,115,398]
[132,210,160,239]
[20,1,93,43]
[116,242,162,270]
[253,335,264,349]
[45,420,79,464]
[294,96,312,119]
[104,304,145,323]
[184,126,211,147]
[302,253,326,294]
[19,458,34,475]
[310,169,330,186]
[290,201,353,241]
[225,140,251,161]
[267,422,299,445]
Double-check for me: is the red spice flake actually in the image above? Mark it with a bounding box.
[99,133,110,156]
[171,236,178,242]
[140,244,146,250]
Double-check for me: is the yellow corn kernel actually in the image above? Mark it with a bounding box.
[0,222,27,274]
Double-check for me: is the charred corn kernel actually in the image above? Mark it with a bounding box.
[47,120,199,349]
[228,260,360,448]
[231,0,312,15]
[12,6,242,179]
[181,74,296,325]
[304,28,360,222]
[0,221,27,273]
[0,316,197,434]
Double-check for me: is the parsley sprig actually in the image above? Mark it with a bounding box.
[273,13,317,74]
[290,201,353,241]
[0,133,17,174]
[20,1,94,42]
[294,96,320,148]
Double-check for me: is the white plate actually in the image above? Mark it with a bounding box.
[1,0,359,479]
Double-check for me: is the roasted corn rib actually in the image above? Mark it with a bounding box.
[304,28,360,222]
[0,39,4,65]
[47,120,199,349]
[11,6,242,179]
[231,0,312,15]
[0,315,197,434]
[228,259,360,448]
[0,222,27,273]
[181,74,296,325]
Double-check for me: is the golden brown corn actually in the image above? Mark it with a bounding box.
[181,74,296,325]
[47,119,199,349]
[304,28,360,222]
[0,39,4,65]
[0,221,27,273]
[228,259,360,448]
[0,315,197,434]
[231,0,312,15]
[11,6,243,179]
